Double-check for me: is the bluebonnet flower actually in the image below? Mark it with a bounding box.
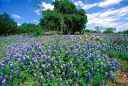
[105,71,113,80]
[16,69,20,78]
[86,72,92,82]
[1,75,7,86]
[0,63,5,71]
[9,72,13,80]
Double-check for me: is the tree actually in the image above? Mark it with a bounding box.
[104,27,115,33]
[40,10,61,31]
[40,0,88,34]
[0,13,17,35]
[54,0,76,14]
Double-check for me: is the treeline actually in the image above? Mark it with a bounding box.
[84,27,116,33]
[0,0,88,35]
[0,13,44,35]
[118,30,128,34]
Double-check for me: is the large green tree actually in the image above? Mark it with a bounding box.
[40,0,88,34]
[0,13,17,35]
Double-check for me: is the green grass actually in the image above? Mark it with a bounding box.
[106,49,128,71]
[107,49,128,61]
[112,40,128,46]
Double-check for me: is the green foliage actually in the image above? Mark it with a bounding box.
[33,26,45,36]
[54,0,76,14]
[18,23,37,34]
[41,10,61,31]
[18,23,44,35]
[27,48,109,86]
[40,0,88,34]
[120,30,128,34]
[0,13,17,35]
[106,49,128,61]
[106,49,128,71]
[104,28,115,33]
[0,61,33,86]
[112,40,128,46]
[123,30,128,34]
[83,29,96,33]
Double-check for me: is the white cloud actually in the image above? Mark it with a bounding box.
[73,0,122,10]
[87,6,128,31]
[11,14,22,19]
[98,0,122,7]
[74,0,97,10]
[40,2,54,11]
[34,2,54,15]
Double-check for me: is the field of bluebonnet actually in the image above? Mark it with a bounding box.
[0,34,128,86]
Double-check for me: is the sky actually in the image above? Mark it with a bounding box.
[0,0,128,31]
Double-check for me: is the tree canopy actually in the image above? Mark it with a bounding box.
[40,0,88,34]
[103,27,115,33]
[0,13,17,35]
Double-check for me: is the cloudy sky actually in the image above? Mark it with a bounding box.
[0,0,128,31]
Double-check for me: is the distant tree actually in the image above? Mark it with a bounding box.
[121,30,128,34]
[0,13,17,35]
[18,23,44,35]
[103,27,115,33]
[40,0,88,34]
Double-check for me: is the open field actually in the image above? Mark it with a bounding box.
[0,34,128,86]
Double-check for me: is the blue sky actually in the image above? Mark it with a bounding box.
[0,0,128,31]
